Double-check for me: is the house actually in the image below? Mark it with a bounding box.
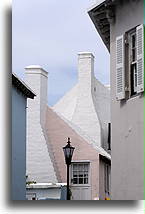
[88,0,144,199]
[26,183,67,200]
[25,52,111,200]
[12,73,35,200]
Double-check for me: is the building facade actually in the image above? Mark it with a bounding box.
[12,73,35,200]
[25,52,111,200]
[88,0,144,200]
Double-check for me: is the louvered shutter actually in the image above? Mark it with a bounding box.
[116,35,125,100]
[136,24,144,93]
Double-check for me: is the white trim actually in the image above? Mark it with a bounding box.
[71,160,91,163]
[136,24,144,93]
[116,34,125,100]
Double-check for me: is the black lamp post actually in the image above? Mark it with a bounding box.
[63,137,75,200]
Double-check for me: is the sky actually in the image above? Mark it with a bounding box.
[12,0,110,106]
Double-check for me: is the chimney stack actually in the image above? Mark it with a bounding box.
[78,52,95,95]
[72,52,101,146]
[25,65,48,126]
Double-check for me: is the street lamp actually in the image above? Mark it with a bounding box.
[63,137,75,200]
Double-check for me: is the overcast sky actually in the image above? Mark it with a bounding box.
[12,0,110,106]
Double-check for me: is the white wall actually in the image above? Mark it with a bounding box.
[25,66,57,183]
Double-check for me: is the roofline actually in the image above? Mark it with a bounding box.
[12,73,36,99]
[88,0,117,52]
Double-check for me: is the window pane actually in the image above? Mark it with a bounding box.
[84,164,88,171]
[73,164,78,171]
[84,173,88,177]
[79,171,83,176]
[132,49,136,62]
[84,178,88,184]
[78,164,83,171]
[73,173,78,178]
[130,64,137,95]
[79,178,83,184]
[73,178,78,184]
[132,34,136,48]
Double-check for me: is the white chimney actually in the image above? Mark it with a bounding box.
[72,52,101,147]
[25,65,57,183]
[25,65,48,127]
[78,52,95,95]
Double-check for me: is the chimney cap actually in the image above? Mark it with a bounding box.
[25,65,48,76]
[78,52,94,59]
[25,65,43,69]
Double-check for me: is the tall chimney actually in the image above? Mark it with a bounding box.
[72,52,101,147]
[25,65,57,183]
[25,65,48,127]
[78,52,95,95]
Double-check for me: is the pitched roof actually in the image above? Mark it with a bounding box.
[12,73,36,99]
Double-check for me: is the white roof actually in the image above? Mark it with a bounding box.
[26,183,67,189]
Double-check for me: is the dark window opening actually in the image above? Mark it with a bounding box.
[104,164,110,194]
[130,31,137,97]
[130,64,137,96]
[108,123,111,150]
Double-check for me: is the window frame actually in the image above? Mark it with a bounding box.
[71,161,91,187]
[125,25,143,99]
[128,28,138,97]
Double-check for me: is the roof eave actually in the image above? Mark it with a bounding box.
[88,0,116,52]
[12,73,36,99]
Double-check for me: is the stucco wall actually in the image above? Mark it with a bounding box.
[110,0,144,200]
[12,87,26,200]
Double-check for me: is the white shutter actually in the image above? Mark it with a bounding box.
[137,24,144,93]
[116,35,125,100]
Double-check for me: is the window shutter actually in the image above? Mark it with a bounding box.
[136,24,144,93]
[116,35,125,100]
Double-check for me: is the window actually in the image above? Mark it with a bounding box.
[128,29,137,96]
[71,163,89,185]
[108,123,111,150]
[116,24,144,100]
[104,163,110,194]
